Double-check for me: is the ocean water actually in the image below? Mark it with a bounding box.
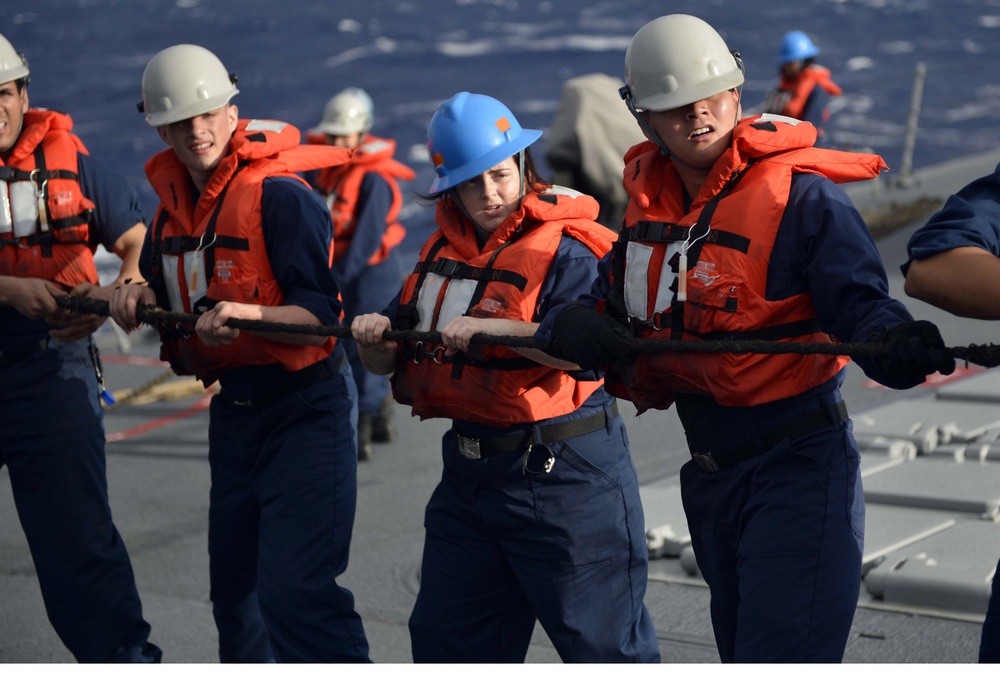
[7,0,1000,257]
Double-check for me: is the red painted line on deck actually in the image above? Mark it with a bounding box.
[106,393,213,442]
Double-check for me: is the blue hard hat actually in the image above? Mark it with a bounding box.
[426,91,542,194]
[778,31,819,65]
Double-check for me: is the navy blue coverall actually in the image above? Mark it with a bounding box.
[401,236,660,663]
[0,153,161,662]
[538,173,921,662]
[137,176,370,663]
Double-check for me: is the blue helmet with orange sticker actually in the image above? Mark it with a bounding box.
[426,92,542,194]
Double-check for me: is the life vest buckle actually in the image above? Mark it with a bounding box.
[411,340,448,365]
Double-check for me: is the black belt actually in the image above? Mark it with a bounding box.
[224,352,346,412]
[0,339,48,367]
[689,400,849,472]
[454,402,619,460]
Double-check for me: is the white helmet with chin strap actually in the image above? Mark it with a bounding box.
[619,15,744,166]
[312,87,374,137]
[138,44,239,127]
[0,32,30,86]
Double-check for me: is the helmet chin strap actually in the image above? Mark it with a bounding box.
[446,188,477,229]
[620,85,742,173]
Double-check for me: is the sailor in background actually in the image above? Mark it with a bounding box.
[762,30,842,146]
[306,87,414,461]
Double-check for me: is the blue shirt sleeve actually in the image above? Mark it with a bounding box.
[534,235,606,319]
[535,235,609,380]
[903,163,1000,271]
[534,248,612,349]
[332,173,393,285]
[261,176,343,325]
[77,152,148,248]
[771,172,914,383]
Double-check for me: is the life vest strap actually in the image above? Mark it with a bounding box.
[413,257,529,291]
[626,221,750,254]
[0,167,80,183]
[159,234,251,254]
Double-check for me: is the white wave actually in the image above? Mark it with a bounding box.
[407,143,431,165]
[437,33,631,58]
[943,101,1000,123]
[323,38,398,69]
[846,56,876,72]
[880,40,915,55]
[964,39,986,54]
[339,19,363,33]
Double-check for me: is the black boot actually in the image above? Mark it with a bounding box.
[372,397,394,443]
[358,412,374,462]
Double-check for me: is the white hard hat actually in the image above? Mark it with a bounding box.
[623,14,744,112]
[0,32,30,86]
[313,87,373,136]
[139,44,239,127]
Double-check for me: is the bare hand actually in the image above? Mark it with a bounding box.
[351,313,395,349]
[439,316,491,356]
[350,313,398,375]
[109,283,158,332]
[8,278,64,319]
[45,282,108,341]
[196,301,261,346]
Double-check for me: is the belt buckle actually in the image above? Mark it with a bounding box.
[692,451,720,472]
[456,434,482,460]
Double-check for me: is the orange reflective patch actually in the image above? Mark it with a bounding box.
[432,151,445,167]
[495,116,511,133]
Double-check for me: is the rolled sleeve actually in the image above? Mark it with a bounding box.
[903,165,1000,273]
[77,153,148,248]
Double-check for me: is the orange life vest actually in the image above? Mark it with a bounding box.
[605,116,886,411]
[392,187,615,426]
[146,118,351,382]
[0,109,98,289]
[774,65,842,122]
[307,134,414,267]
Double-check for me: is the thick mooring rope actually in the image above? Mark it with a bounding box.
[60,296,1000,368]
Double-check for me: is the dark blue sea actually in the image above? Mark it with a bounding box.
[8,0,1000,259]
